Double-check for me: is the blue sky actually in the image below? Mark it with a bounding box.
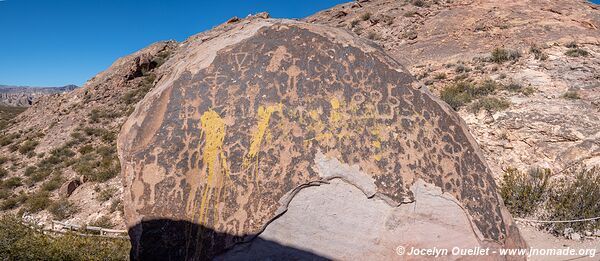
[0,0,347,87]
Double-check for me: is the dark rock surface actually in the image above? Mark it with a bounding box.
[118,18,526,260]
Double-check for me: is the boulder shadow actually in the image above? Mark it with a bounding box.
[128,219,330,261]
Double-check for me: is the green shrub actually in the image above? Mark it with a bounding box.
[18,140,39,154]
[41,175,64,192]
[2,177,22,189]
[24,191,52,213]
[433,72,447,80]
[48,199,78,220]
[469,97,510,112]
[411,0,426,7]
[89,109,120,123]
[79,145,94,155]
[566,41,578,48]
[565,48,589,57]
[499,167,550,217]
[97,187,117,202]
[440,80,499,110]
[0,168,7,179]
[0,215,129,260]
[110,199,123,213]
[490,48,521,63]
[89,215,114,229]
[0,133,19,147]
[544,167,600,234]
[360,12,371,21]
[0,198,19,210]
[561,91,580,100]
[530,45,548,60]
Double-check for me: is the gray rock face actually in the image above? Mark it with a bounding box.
[118,17,526,260]
[0,85,78,107]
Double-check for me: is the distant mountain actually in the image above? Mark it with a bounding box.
[0,84,78,107]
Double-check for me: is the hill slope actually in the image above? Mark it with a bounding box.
[306,0,600,176]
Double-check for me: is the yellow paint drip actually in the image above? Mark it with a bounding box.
[372,140,381,149]
[329,98,342,123]
[244,104,282,174]
[196,109,227,225]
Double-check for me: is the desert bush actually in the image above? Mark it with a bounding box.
[97,187,117,202]
[78,145,95,155]
[490,48,521,63]
[24,191,52,213]
[440,80,500,110]
[349,19,359,28]
[566,41,578,48]
[565,48,589,57]
[433,72,447,80]
[2,177,22,189]
[469,97,510,112]
[411,0,426,7]
[360,12,371,21]
[0,168,6,179]
[110,199,123,213]
[561,91,580,100]
[0,133,19,147]
[17,140,39,154]
[499,167,550,217]
[0,214,129,260]
[543,167,600,234]
[89,215,114,229]
[41,175,64,192]
[530,45,548,60]
[0,198,19,210]
[48,199,78,220]
[366,32,379,40]
[89,109,120,123]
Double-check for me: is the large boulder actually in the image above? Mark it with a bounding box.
[118,17,526,260]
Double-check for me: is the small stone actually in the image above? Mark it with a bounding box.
[571,233,581,241]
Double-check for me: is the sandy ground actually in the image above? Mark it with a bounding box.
[517,223,600,261]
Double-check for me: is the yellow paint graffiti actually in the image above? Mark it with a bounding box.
[329,97,342,123]
[196,109,228,225]
[243,104,282,177]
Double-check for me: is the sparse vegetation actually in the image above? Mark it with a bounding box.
[48,198,78,220]
[366,31,378,40]
[561,91,580,100]
[530,45,548,60]
[0,215,129,260]
[97,187,117,202]
[490,48,521,63]
[411,0,427,7]
[440,80,500,110]
[500,167,550,217]
[2,177,22,189]
[360,12,371,21]
[499,166,600,235]
[17,140,39,155]
[24,191,52,213]
[89,215,114,229]
[544,167,600,234]
[0,106,26,131]
[565,48,589,57]
[433,72,447,80]
[469,97,510,112]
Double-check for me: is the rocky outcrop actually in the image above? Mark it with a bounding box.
[0,85,78,107]
[119,18,526,260]
[306,0,600,177]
